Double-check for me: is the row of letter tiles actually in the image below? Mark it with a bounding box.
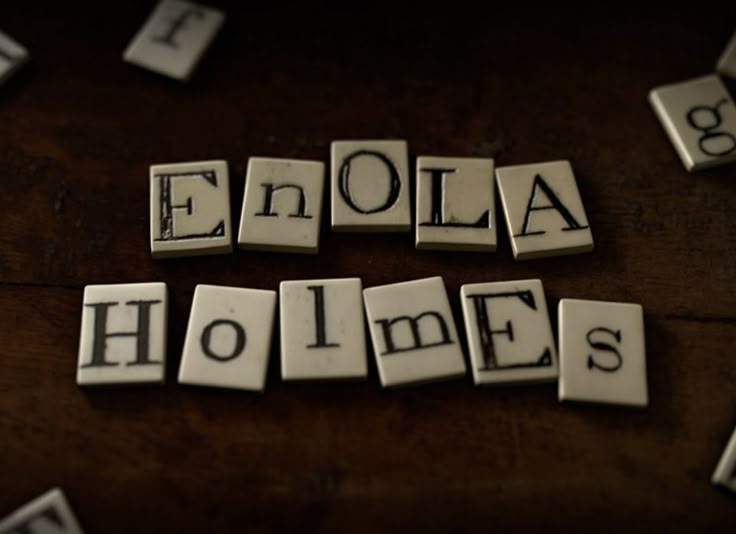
[0,488,84,534]
[150,152,594,260]
[0,29,29,85]
[123,0,225,82]
[76,279,648,407]
[718,32,736,79]
[712,424,736,492]
[649,74,736,171]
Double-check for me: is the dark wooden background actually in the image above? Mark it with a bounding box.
[1,2,735,531]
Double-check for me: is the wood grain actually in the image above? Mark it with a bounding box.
[1,2,735,531]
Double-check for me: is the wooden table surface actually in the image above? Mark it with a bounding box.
[1,2,736,531]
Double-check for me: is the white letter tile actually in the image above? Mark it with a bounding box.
[123,0,225,81]
[461,279,558,385]
[77,283,168,387]
[331,140,411,232]
[238,157,324,254]
[0,488,84,534]
[649,74,736,171]
[717,32,736,79]
[178,284,276,392]
[0,29,29,85]
[280,278,367,381]
[363,276,466,387]
[712,424,736,493]
[415,156,496,251]
[150,160,232,259]
[496,160,593,260]
[558,299,648,408]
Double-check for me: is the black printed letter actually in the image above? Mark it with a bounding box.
[338,150,401,214]
[152,8,205,48]
[516,174,589,237]
[81,300,163,368]
[306,285,339,348]
[465,291,552,370]
[375,311,453,355]
[419,167,489,228]
[200,319,246,362]
[255,183,312,219]
[586,327,622,372]
[155,170,226,242]
[686,99,736,157]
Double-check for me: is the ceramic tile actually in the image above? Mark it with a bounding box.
[712,424,736,492]
[460,279,557,385]
[280,278,367,381]
[649,74,736,171]
[150,160,232,258]
[363,276,466,387]
[558,299,648,408]
[496,160,593,260]
[77,283,167,386]
[122,0,225,81]
[237,157,325,254]
[0,29,29,85]
[415,156,496,251]
[178,284,276,392]
[331,140,411,232]
[0,488,84,534]
[717,32,736,79]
